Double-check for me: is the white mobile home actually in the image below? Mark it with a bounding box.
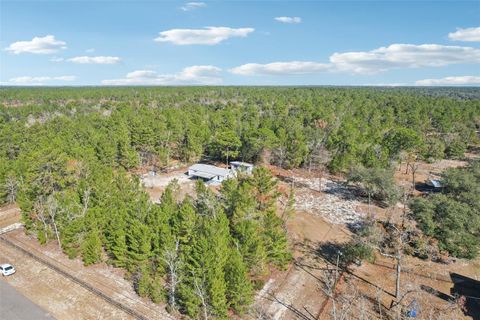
[188,164,232,184]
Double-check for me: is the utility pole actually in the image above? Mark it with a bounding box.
[395,255,401,299]
[226,146,229,167]
[392,225,404,300]
[335,251,343,286]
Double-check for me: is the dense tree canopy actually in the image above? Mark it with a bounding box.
[1,87,478,174]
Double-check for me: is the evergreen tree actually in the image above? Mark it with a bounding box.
[126,220,152,270]
[225,246,253,313]
[135,265,152,298]
[262,210,292,268]
[81,229,102,265]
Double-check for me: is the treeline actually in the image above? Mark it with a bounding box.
[1,87,479,173]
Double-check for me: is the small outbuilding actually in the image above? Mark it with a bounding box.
[230,161,254,174]
[426,178,442,189]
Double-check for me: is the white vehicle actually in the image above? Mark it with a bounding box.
[0,263,16,276]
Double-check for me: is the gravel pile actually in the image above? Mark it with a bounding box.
[293,177,365,226]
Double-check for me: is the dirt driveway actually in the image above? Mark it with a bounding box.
[252,211,352,320]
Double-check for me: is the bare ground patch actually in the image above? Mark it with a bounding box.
[0,204,21,228]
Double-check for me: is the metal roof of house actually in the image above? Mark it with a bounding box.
[191,171,216,179]
[189,164,231,177]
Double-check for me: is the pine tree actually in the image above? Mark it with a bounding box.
[175,197,197,247]
[233,219,267,273]
[81,230,102,265]
[149,273,165,303]
[250,167,291,268]
[221,172,267,273]
[177,198,231,319]
[262,210,291,268]
[204,213,230,318]
[110,225,128,267]
[135,265,152,298]
[250,167,280,212]
[177,277,201,318]
[126,220,152,270]
[61,218,84,258]
[225,246,253,314]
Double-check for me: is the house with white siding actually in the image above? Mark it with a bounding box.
[187,162,254,184]
[188,164,232,184]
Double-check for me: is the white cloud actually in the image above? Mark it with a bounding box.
[5,35,67,54]
[86,48,96,53]
[230,61,330,75]
[448,27,480,42]
[102,65,222,85]
[125,70,159,79]
[415,76,480,86]
[330,44,480,74]
[154,26,254,45]
[231,43,480,76]
[50,56,65,62]
[67,56,121,64]
[180,2,206,11]
[274,16,302,24]
[7,75,76,85]
[363,83,409,87]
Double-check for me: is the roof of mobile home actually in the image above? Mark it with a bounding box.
[188,164,231,179]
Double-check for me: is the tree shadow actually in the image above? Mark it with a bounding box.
[414,182,441,193]
[450,273,480,320]
[420,284,455,302]
[315,241,345,266]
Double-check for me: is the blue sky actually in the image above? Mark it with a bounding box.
[1,0,479,86]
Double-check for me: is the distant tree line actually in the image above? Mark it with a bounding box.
[1,87,478,173]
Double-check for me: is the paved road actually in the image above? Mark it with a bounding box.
[0,279,54,320]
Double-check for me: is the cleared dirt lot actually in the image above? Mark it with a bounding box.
[255,161,478,320]
[140,167,195,202]
[251,211,352,319]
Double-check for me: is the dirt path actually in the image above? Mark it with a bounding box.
[252,212,352,320]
